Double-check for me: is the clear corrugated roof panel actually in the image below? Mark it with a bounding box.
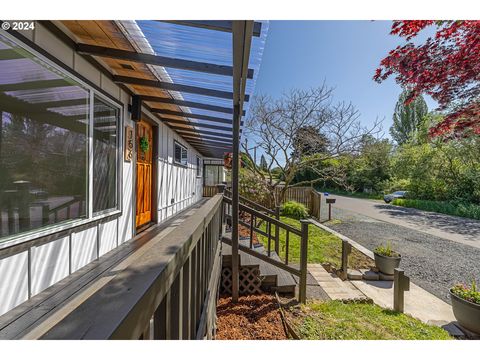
[124,21,268,156]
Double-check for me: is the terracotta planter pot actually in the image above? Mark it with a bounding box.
[373,252,401,275]
[450,290,480,334]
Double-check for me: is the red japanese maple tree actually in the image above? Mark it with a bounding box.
[374,20,480,138]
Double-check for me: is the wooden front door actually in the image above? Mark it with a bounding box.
[135,120,153,229]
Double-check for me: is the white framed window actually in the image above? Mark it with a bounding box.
[174,141,188,166]
[92,95,121,215]
[0,31,122,245]
[196,156,202,177]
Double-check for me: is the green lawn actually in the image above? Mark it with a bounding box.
[289,300,452,340]
[393,198,480,220]
[257,216,373,269]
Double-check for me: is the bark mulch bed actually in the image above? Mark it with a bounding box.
[215,294,288,340]
[238,224,259,245]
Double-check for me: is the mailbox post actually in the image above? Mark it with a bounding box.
[326,197,336,221]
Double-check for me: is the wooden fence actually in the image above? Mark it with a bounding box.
[276,186,322,219]
[210,184,323,219]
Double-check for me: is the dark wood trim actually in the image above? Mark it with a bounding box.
[160,20,262,37]
[76,43,254,79]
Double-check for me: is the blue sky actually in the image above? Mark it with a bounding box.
[252,20,437,137]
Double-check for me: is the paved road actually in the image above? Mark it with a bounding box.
[328,195,480,249]
[319,195,480,303]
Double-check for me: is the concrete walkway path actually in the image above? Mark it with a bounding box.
[308,264,455,324]
[351,279,455,324]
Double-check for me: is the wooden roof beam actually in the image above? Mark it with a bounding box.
[113,75,249,101]
[169,125,233,139]
[76,43,254,79]
[150,108,240,126]
[179,133,235,143]
[141,96,243,115]
[180,134,232,146]
[160,21,262,37]
[188,140,232,150]
[161,117,232,132]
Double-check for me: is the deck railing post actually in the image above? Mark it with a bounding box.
[249,214,255,249]
[394,268,410,313]
[274,206,280,254]
[216,184,226,195]
[318,192,321,221]
[299,219,309,304]
[340,240,352,281]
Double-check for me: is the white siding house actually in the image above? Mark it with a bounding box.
[0,23,204,316]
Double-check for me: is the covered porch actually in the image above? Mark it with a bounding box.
[0,20,308,339]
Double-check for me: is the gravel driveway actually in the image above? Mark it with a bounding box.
[319,204,480,304]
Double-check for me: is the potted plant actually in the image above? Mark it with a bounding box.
[450,280,480,334]
[373,241,401,275]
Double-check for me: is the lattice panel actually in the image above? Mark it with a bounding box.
[221,266,262,295]
[221,267,232,294]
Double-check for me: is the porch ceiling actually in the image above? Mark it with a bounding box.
[54,20,268,158]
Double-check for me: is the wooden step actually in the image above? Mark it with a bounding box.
[221,236,296,295]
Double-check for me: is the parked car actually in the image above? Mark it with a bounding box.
[383,191,408,203]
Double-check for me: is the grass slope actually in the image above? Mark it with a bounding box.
[257,216,373,269]
[291,300,452,340]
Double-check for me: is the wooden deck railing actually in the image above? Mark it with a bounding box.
[222,195,309,303]
[36,194,224,340]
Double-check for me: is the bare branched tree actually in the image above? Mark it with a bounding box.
[242,84,382,206]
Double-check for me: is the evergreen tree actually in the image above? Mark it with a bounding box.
[259,154,268,171]
[390,90,428,145]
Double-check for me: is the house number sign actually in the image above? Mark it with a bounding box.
[124,125,134,162]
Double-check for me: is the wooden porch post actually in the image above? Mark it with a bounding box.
[232,20,254,303]
[299,219,309,304]
[231,104,240,302]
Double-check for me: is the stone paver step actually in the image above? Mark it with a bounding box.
[307,264,366,301]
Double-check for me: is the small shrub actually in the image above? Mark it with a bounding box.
[281,200,309,219]
[374,241,399,257]
[451,280,480,305]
